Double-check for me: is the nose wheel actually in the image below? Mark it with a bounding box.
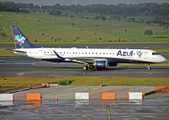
[147,63,152,70]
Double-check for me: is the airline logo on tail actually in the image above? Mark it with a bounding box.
[14,34,26,46]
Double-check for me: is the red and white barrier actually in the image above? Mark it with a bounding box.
[128,92,143,100]
[75,92,144,100]
[75,93,89,100]
[0,94,13,101]
[0,93,42,101]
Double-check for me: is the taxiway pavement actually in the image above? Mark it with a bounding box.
[0,56,169,77]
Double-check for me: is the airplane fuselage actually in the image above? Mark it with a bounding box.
[13,47,167,64]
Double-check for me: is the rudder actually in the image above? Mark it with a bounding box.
[11,26,39,49]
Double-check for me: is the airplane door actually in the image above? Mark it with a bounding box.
[38,50,42,57]
[144,52,148,59]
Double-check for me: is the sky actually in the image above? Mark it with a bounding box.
[1,0,169,5]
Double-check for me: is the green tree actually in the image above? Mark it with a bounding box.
[72,23,74,27]
[49,10,62,16]
[144,30,153,38]
[101,15,106,21]
[70,15,74,18]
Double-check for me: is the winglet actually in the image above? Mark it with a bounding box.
[53,50,63,59]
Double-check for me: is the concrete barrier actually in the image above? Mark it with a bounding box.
[128,92,143,99]
[26,93,41,101]
[50,84,59,87]
[13,94,26,101]
[115,93,129,100]
[101,92,115,100]
[0,94,13,101]
[89,93,101,100]
[75,93,89,100]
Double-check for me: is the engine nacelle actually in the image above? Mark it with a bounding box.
[109,63,118,66]
[94,61,108,68]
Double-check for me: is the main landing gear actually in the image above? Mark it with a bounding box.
[147,63,152,70]
[83,65,95,70]
[83,66,88,70]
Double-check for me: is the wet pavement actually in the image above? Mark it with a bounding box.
[0,86,169,120]
[0,98,169,120]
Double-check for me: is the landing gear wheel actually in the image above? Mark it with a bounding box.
[89,65,95,69]
[147,63,152,70]
[147,66,151,70]
[83,66,88,70]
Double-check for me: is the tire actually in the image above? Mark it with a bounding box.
[83,66,88,70]
[89,65,95,69]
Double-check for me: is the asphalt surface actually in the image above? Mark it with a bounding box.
[0,56,169,77]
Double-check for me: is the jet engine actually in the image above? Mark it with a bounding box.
[94,61,108,68]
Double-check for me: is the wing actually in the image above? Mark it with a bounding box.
[68,58,95,64]
[53,50,103,64]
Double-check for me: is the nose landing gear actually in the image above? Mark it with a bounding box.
[147,63,152,70]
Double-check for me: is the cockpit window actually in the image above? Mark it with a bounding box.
[152,52,159,55]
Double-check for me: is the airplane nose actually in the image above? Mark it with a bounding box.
[162,56,167,63]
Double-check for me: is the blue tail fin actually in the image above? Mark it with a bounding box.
[11,26,39,49]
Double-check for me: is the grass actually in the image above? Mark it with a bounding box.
[102,29,169,41]
[0,76,169,87]
[0,11,169,43]
[51,79,72,85]
[0,49,18,56]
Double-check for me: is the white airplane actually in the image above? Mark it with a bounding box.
[11,26,167,70]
